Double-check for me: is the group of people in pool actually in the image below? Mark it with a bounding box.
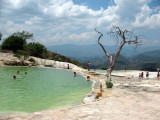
[73,71,90,80]
[67,62,91,80]
[13,62,91,80]
[13,71,27,79]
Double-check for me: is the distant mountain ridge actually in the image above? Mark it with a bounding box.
[82,49,160,71]
[47,44,160,61]
[129,50,160,64]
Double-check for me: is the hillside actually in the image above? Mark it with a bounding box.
[80,49,160,71]
[46,50,80,65]
[0,50,80,67]
[0,46,80,67]
[0,31,80,66]
[81,55,130,70]
[129,50,160,63]
[47,44,160,60]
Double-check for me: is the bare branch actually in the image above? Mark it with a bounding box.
[111,42,126,68]
[95,28,111,58]
[126,35,142,47]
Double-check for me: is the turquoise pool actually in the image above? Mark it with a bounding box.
[0,67,92,113]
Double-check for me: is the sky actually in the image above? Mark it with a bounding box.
[0,0,160,46]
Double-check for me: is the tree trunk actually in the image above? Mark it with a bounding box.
[106,68,112,81]
[107,56,113,81]
[106,42,125,80]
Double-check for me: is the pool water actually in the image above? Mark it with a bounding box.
[0,67,92,113]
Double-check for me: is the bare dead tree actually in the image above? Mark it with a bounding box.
[95,26,141,80]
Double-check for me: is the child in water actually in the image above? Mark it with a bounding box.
[87,76,90,80]
[13,75,16,79]
[74,72,76,77]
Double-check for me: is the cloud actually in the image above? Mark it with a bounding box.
[39,31,95,45]
[133,13,160,28]
[0,0,160,46]
[114,0,149,22]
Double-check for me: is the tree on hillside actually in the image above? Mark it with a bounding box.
[2,35,26,52]
[13,31,33,41]
[26,42,47,58]
[1,31,33,52]
[95,26,141,80]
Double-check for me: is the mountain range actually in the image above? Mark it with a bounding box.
[47,44,160,71]
[82,50,160,71]
[47,44,160,59]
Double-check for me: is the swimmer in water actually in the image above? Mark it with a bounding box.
[87,76,90,80]
[13,75,16,79]
[74,72,76,77]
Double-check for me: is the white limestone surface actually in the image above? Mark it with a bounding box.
[28,56,83,72]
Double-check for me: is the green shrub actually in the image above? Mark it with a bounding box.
[14,50,29,60]
[2,35,26,52]
[26,42,47,58]
[105,81,113,88]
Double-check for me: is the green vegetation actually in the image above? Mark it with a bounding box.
[0,31,80,66]
[2,35,26,52]
[26,42,47,58]
[1,31,33,52]
[12,31,33,40]
[14,50,29,59]
[105,81,113,88]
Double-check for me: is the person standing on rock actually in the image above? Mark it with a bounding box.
[67,64,70,69]
[141,72,144,78]
[146,72,149,78]
[124,67,127,72]
[157,72,160,79]
[86,62,91,71]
